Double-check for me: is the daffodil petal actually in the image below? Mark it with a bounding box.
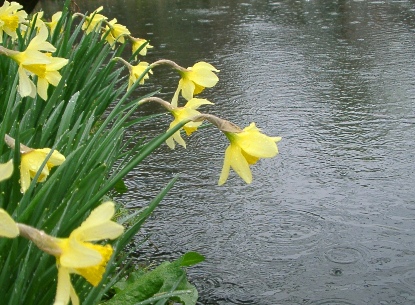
[18,66,36,97]
[54,267,72,305]
[188,69,219,88]
[165,136,175,149]
[0,209,19,238]
[75,202,124,241]
[59,237,102,268]
[184,98,214,110]
[0,159,13,182]
[218,145,232,186]
[36,148,66,166]
[180,78,195,101]
[172,130,186,148]
[192,61,220,72]
[228,144,252,184]
[37,77,49,100]
[237,132,280,158]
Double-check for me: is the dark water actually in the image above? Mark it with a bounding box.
[41,1,415,304]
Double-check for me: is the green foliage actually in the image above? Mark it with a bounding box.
[104,252,205,305]
[0,0,202,304]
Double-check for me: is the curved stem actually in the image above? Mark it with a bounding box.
[191,114,242,133]
[150,59,188,72]
[4,134,33,153]
[138,97,174,111]
[17,223,62,257]
[113,57,132,71]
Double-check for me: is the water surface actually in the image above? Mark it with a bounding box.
[41,1,415,304]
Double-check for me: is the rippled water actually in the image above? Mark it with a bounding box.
[41,0,415,304]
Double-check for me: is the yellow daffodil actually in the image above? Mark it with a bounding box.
[219,123,281,185]
[15,202,124,305]
[52,202,124,305]
[82,6,107,34]
[166,98,213,149]
[0,159,13,182]
[130,37,153,59]
[45,11,62,35]
[128,61,152,89]
[20,148,65,193]
[0,1,27,43]
[29,11,45,30]
[0,208,19,238]
[5,25,68,99]
[138,96,213,149]
[175,61,219,101]
[103,18,130,48]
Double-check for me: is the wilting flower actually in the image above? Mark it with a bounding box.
[0,0,27,43]
[0,208,19,238]
[166,98,213,149]
[128,61,152,89]
[103,18,130,48]
[130,37,153,59]
[20,148,65,193]
[82,6,107,34]
[175,61,219,101]
[4,25,68,99]
[45,11,62,35]
[219,123,281,185]
[0,159,13,182]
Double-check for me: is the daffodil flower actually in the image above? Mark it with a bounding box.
[45,11,62,36]
[52,202,124,305]
[113,57,153,90]
[190,115,281,185]
[130,37,153,59]
[0,208,19,238]
[103,18,130,48]
[82,6,107,34]
[28,11,45,30]
[16,202,124,305]
[219,123,281,185]
[0,1,28,43]
[20,148,65,193]
[166,98,213,149]
[174,61,219,102]
[1,25,68,99]
[128,61,152,89]
[0,159,13,182]
[138,97,213,149]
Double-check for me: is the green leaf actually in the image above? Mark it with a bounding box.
[179,252,205,267]
[114,179,128,194]
[103,252,201,305]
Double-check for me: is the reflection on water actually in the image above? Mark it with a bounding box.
[41,0,415,304]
